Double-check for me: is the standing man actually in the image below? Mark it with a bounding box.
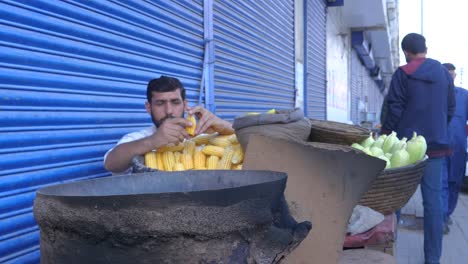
[381,33,455,264]
[442,63,468,225]
[104,75,234,174]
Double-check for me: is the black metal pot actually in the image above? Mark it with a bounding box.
[34,170,311,264]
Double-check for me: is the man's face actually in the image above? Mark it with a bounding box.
[145,88,186,127]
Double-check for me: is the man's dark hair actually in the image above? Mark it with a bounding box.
[442,63,456,71]
[401,33,427,54]
[146,76,186,102]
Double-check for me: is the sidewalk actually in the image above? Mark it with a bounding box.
[396,192,468,263]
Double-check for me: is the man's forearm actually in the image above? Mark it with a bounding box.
[104,138,153,173]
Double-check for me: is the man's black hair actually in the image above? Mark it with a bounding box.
[442,63,456,71]
[146,76,186,102]
[401,33,427,54]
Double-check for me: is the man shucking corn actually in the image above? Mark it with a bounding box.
[104,76,234,175]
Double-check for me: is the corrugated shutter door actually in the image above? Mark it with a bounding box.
[0,1,203,263]
[350,51,360,124]
[306,0,327,120]
[213,0,295,120]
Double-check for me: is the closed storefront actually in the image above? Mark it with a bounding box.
[213,0,296,120]
[0,1,204,262]
[350,50,384,126]
[305,0,327,119]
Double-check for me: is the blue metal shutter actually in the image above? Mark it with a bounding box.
[213,0,295,120]
[351,51,360,124]
[305,0,327,119]
[0,1,204,263]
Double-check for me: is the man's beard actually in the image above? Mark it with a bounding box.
[151,112,184,128]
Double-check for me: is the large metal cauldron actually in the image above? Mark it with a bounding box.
[34,170,311,264]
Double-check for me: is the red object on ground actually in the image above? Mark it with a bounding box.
[343,214,396,248]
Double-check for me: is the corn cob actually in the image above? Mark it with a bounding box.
[217,146,235,169]
[227,134,238,144]
[181,152,194,170]
[209,136,232,148]
[162,151,175,171]
[232,164,243,170]
[173,162,185,171]
[157,144,184,153]
[207,155,219,170]
[174,151,182,163]
[192,133,218,145]
[156,152,164,171]
[202,145,225,157]
[144,151,158,169]
[231,145,244,165]
[193,147,206,169]
[185,115,197,136]
[183,140,196,156]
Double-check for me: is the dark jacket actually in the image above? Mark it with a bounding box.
[381,58,456,157]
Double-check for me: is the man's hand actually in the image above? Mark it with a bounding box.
[187,105,234,135]
[147,117,191,149]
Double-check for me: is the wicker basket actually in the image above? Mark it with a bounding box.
[308,119,370,146]
[359,156,428,215]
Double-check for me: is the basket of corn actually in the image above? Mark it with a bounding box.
[351,131,428,215]
[309,119,370,146]
[135,132,244,173]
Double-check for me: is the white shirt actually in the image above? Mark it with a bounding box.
[104,126,157,174]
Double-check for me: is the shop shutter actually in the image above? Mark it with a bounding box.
[350,51,360,124]
[305,0,327,119]
[0,1,204,263]
[213,0,295,120]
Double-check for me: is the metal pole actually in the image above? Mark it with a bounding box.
[421,0,424,35]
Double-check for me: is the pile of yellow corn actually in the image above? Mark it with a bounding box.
[144,133,244,171]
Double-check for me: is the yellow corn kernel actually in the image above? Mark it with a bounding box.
[231,145,244,165]
[157,144,184,153]
[181,152,194,170]
[202,145,225,157]
[207,155,219,170]
[192,133,218,145]
[185,115,197,136]
[228,134,239,144]
[162,151,175,171]
[174,151,182,163]
[144,152,158,169]
[209,136,232,148]
[183,140,196,156]
[217,147,235,170]
[173,162,185,171]
[193,147,206,169]
[232,164,243,170]
[156,152,165,171]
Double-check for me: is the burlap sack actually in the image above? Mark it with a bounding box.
[233,108,311,150]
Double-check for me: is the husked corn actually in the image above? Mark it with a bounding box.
[232,164,243,170]
[181,152,194,170]
[174,152,181,163]
[144,151,158,169]
[184,140,196,156]
[156,152,164,171]
[162,151,175,171]
[157,144,184,153]
[192,133,218,145]
[209,136,231,148]
[227,134,238,144]
[207,155,219,170]
[231,145,244,165]
[186,115,196,136]
[173,162,185,171]
[194,147,206,169]
[202,145,225,157]
[217,147,235,169]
